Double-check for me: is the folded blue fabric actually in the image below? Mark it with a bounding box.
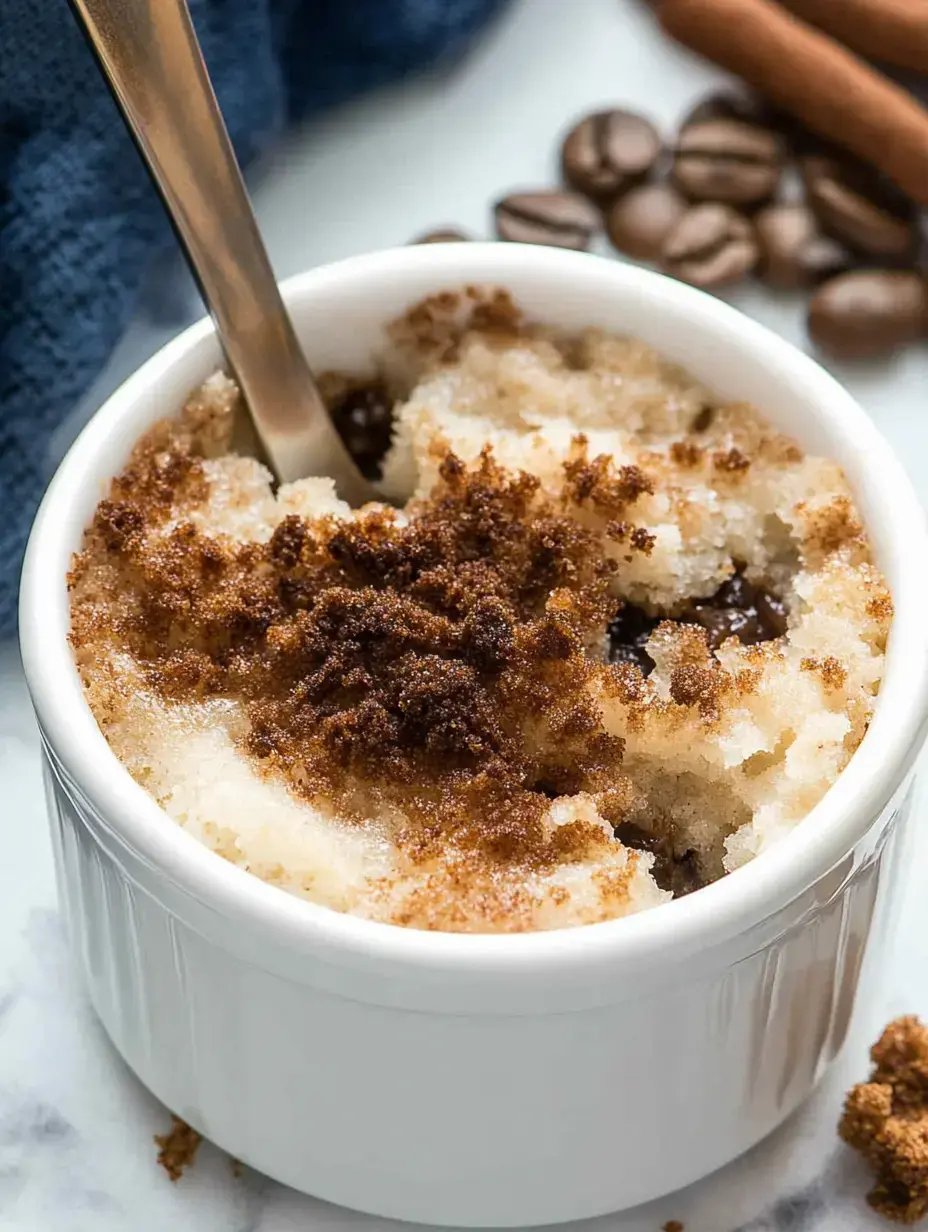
[0,0,506,638]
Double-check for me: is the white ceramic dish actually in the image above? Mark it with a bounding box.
[19,244,928,1226]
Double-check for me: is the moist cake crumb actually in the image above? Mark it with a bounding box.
[840,1017,928,1224]
[154,1116,202,1182]
[68,288,891,933]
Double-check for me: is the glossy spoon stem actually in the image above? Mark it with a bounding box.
[68,0,377,504]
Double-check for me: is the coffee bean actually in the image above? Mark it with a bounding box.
[494,191,601,250]
[682,89,775,130]
[795,235,857,286]
[801,155,917,262]
[754,203,854,290]
[755,205,814,290]
[606,182,688,261]
[561,109,662,202]
[683,90,816,154]
[672,119,785,208]
[808,271,928,359]
[411,227,471,244]
[661,204,758,288]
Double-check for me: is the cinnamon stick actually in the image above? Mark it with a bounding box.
[658,0,928,205]
[780,0,928,74]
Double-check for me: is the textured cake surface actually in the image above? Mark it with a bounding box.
[68,290,891,933]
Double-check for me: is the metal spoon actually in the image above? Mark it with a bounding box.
[68,0,378,506]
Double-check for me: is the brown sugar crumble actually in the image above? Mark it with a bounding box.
[154,1115,202,1183]
[840,1017,928,1224]
[67,291,892,933]
[71,442,638,888]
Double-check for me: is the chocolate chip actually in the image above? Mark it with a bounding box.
[494,191,601,250]
[606,182,688,261]
[713,570,753,609]
[754,203,854,290]
[607,571,786,670]
[672,119,784,208]
[666,849,704,897]
[681,569,788,650]
[411,227,471,244]
[607,603,660,675]
[801,155,917,262]
[613,823,705,896]
[808,271,928,359]
[561,109,662,202]
[329,383,394,480]
[755,590,788,639]
[692,404,715,432]
[686,604,759,650]
[661,203,758,288]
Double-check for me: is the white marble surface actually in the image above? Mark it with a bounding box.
[5,0,928,1227]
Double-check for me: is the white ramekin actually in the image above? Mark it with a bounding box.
[19,245,928,1226]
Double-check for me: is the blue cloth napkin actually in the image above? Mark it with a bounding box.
[0,0,506,638]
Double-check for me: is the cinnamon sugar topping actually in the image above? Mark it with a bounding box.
[73,447,630,883]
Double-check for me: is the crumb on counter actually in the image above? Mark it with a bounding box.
[154,1115,202,1182]
[840,1016,928,1224]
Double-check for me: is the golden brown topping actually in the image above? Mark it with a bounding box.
[869,593,895,622]
[630,526,657,555]
[669,440,704,468]
[801,654,848,690]
[388,286,523,367]
[563,445,655,515]
[604,521,657,557]
[798,494,866,559]
[669,662,722,718]
[712,445,751,474]
[758,435,804,467]
[840,1017,928,1223]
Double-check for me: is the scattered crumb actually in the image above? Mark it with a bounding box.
[663,1222,684,1232]
[154,1115,202,1182]
[840,1016,928,1223]
[231,1157,244,1179]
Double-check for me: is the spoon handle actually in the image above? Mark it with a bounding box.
[68,0,373,501]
